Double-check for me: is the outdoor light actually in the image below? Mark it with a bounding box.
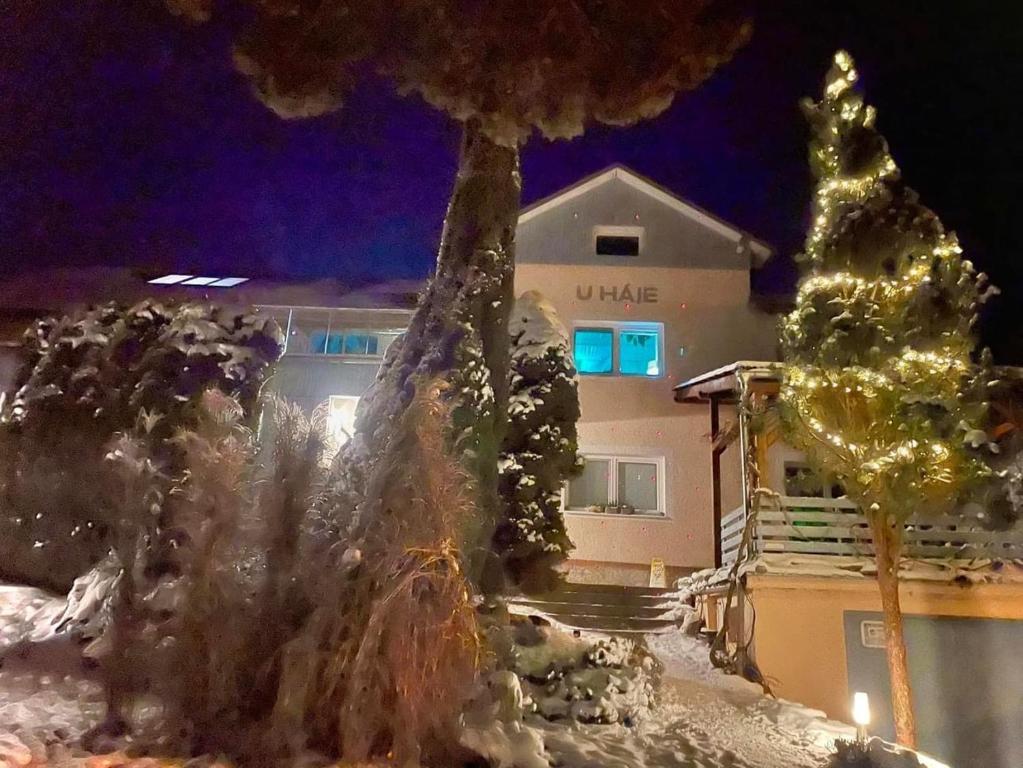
[852,691,871,743]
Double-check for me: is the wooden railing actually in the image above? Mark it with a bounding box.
[720,495,1023,568]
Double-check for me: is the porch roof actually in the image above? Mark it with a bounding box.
[673,360,782,404]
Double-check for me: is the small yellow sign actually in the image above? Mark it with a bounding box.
[649,557,667,588]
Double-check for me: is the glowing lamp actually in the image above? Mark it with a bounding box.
[852,691,870,743]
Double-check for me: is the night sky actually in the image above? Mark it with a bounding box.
[3,3,1023,358]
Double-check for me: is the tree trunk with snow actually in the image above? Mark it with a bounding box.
[869,515,917,749]
[347,119,521,586]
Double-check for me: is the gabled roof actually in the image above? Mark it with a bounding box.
[518,164,773,267]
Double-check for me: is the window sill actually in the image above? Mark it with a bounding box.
[565,510,669,521]
[283,353,384,362]
[577,373,665,381]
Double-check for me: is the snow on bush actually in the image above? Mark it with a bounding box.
[826,738,929,768]
[497,617,660,726]
[494,292,582,593]
[0,300,282,592]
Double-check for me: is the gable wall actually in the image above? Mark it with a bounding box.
[514,176,778,579]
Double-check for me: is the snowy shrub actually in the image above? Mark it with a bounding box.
[494,292,582,593]
[85,389,324,755]
[0,300,281,591]
[269,378,486,766]
[826,738,924,768]
[499,618,660,726]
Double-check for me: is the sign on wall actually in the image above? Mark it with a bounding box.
[649,557,667,588]
[576,285,659,304]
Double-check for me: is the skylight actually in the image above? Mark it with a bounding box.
[147,275,249,288]
[148,274,193,285]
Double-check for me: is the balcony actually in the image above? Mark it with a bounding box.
[257,305,405,360]
[720,496,1023,569]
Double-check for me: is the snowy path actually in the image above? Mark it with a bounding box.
[539,632,846,768]
[0,584,848,768]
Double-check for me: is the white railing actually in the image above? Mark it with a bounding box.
[720,505,748,568]
[720,495,1023,568]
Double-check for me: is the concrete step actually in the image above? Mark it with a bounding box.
[509,581,680,634]
[513,599,671,619]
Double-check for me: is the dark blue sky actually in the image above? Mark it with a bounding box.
[3,2,1022,357]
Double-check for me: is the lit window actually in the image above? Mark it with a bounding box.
[566,454,665,516]
[573,322,662,378]
[327,395,359,448]
[325,333,344,354]
[304,330,392,357]
[574,328,614,374]
[310,395,360,462]
[343,333,379,356]
[619,329,660,376]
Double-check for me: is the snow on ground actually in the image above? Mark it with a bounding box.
[0,584,949,768]
[0,585,105,755]
[539,630,841,768]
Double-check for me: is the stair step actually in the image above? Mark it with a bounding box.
[514,600,672,619]
[538,614,678,633]
[544,589,671,601]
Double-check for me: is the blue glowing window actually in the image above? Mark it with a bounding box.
[343,334,379,355]
[619,330,660,376]
[574,328,614,375]
[325,333,344,354]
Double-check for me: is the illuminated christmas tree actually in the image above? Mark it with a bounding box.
[780,51,995,747]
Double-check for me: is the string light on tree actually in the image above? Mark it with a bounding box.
[778,51,996,749]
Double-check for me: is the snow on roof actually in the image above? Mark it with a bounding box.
[0,266,422,315]
[518,164,773,266]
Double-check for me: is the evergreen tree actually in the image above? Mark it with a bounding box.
[168,0,750,585]
[0,300,281,591]
[495,291,582,593]
[780,51,995,747]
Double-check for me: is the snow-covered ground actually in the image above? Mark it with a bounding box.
[0,584,947,768]
[539,630,847,768]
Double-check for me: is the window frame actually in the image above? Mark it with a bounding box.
[326,395,360,448]
[293,328,401,360]
[593,225,645,257]
[572,320,664,379]
[564,453,667,519]
[783,461,845,500]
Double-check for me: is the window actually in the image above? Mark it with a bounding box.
[342,333,379,356]
[574,328,614,375]
[304,330,398,357]
[784,462,844,499]
[566,455,665,517]
[619,329,660,376]
[327,395,359,448]
[593,225,643,257]
[596,235,640,256]
[573,322,662,377]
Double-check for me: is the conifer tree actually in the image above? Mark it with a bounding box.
[495,291,582,593]
[168,0,750,584]
[780,51,995,747]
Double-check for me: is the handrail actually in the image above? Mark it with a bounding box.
[719,494,1023,566]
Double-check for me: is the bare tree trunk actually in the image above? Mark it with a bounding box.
[348,119,521,587]
[870,515,917,749]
